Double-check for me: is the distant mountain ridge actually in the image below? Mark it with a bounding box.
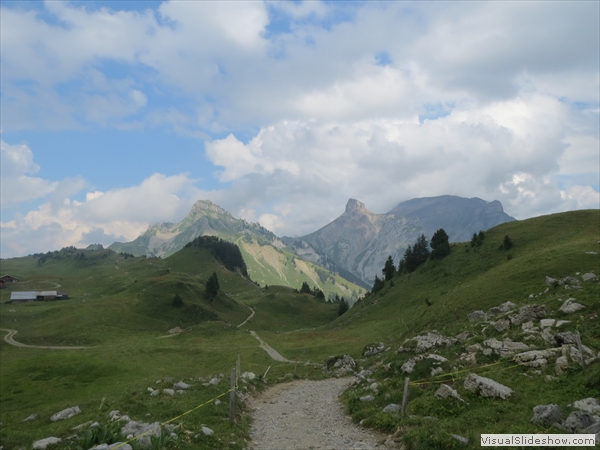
[110,195,514,292]
[109,200,365,302]
[283,195,515,285]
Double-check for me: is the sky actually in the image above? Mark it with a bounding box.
[1,0,599,258]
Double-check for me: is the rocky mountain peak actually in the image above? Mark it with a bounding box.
[345,198,368,214]
[190,200,230,217]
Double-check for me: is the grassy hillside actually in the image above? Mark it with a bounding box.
[0,243,340,449]
[267,209,600,449]
[0,210,598,449]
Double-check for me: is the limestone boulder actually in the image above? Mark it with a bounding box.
[531,404,562,426]
[467,310,487,322]
[509,304,546,327]
[582,273,597,282]
[435,384,465,403]
[50,406,81,422]
[383,404,401,413]
[32,437,61,449]
[559,298,585,314]
[488,301,516,315]
[564,411,596,431]
[572,398,600,415]
[463,374,513,399]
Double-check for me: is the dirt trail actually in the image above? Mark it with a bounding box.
[248,378,387,450]
[0,328,91,350]
[250,331,291,362]
[237,304,255,328]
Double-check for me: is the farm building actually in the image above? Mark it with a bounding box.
[0,275,19,288]
[10,291,69,302]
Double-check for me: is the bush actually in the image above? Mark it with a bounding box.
[172,293,183,307]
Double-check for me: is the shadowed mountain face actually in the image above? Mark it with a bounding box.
[284,196,515,286]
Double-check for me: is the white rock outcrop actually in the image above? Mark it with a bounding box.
[463,374,513,399]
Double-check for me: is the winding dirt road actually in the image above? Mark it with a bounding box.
[0,328,91,350]
[250,330,291,362]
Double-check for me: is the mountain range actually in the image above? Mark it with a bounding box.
[284,195,515,285]
[110,195,514,291]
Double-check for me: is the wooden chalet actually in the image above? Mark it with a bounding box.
[0,274,19,288]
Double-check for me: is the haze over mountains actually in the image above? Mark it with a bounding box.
[110,195,514,289]
[285,196,515,285]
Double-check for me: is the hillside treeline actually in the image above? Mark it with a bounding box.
[185,236,248,276]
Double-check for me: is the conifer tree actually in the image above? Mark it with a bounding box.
[382,255,396,281]
[205,272,220,300]
[430,228,451,260]
[338,297,349,316]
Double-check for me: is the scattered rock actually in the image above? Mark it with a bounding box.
[467,310,487,322]
[173,381,190,390]
[564,411,596,431]
[539,319,555,328]
[555,332,578,346]
[509,304,546,327]
[208,377,220,386]
[22,414,37,422]
[405,332,457,353]
[483,338,529,355]
[121,421,161,447]
[559,298,585,314]
[50,406,81,422]
[572,398,600,415]
[201,426,214,436]
[32,437,61,449]
[332,355,357,372]
[531,404,562,425]
[363,342,385,356]
[514,349,561,368]
[369,382,379,394]
[168,327,183,334]
[492,319,510,332]
[382,404,401,413]
[241,372,256,380]
[451,434,469,445]
[555,320,571,327]
[555,356,569,375]
[463,374,513,399]
[108,410,122,421]
[540,328,556,346]
[546,276,562,286]
[488,301,516,315]
[435,384,465,403]
[455,331,470,341]
[163,389,175,396]
[360,395,375,402]
[466,344,481,353]
[582,273,597,281]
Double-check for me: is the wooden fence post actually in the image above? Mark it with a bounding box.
[401,377,410,416]
[237,355,241,382]
[229,368,236,424]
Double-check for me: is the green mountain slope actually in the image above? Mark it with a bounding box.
[264,209,600,448]
[109,200,365,302]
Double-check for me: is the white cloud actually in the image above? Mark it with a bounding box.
[0,171,214,258]
[0,139,58,205]
[205,91,597,234]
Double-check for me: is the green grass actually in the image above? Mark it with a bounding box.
[1,209,599,449]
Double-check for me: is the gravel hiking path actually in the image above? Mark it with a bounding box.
[250,330,291,362]
[0,328,91,350]
[248,378,387,450]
